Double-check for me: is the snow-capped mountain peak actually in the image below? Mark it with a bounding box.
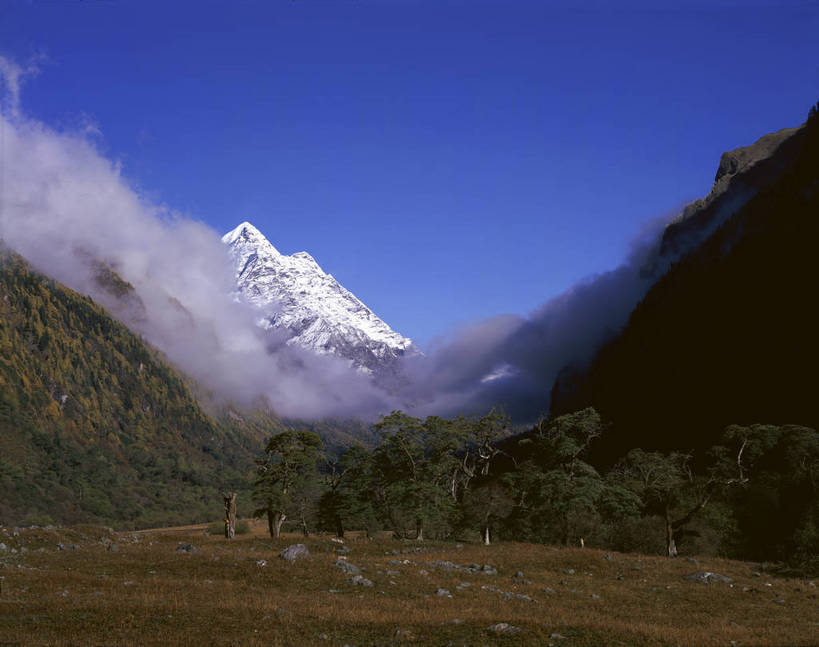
[221,222,415,373]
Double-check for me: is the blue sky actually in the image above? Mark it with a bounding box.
[1,0,817,348]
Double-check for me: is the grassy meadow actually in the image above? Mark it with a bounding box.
[0,521,816,646]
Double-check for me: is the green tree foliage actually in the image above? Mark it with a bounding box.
[253,430,323,537]
[505,408,609,545]
[370,412,462,540]
[317,445,381,538]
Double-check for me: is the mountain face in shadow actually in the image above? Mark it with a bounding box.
[551,108,819,458]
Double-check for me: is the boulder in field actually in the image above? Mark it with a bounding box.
[279,544,310,562]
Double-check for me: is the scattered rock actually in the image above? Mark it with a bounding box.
[487,622,521,635]
[480,564,498,575]
[350,575,373,587]
[563,568,575,575]
[255,560,267,567]
[107,543,119,553]
[279,544,310,562]
[317,633,330,640]
[334,559,361,575]
[603,553,612,561]
[436,588,452,597]
[335,545,351,555]
[504,592,535,602]
[514,570,525,579]
[543,587,556,594]
[394,628,415,641]
[0,543,6,551]
[550,632,566,640]
[685,571,733,584]
[419,569,429,576]
[176,543,197,554]
[589,593,600,599]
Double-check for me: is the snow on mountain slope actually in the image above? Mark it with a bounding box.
[222,222,415,374]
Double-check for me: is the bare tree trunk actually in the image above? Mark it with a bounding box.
[300,513,309,537]
[335,515,344,539]
[482,523,490,546]
[273,511,286,538]
[415,517,424,541]
[267,509,274,538]
[665,508,678,557]
[223,492,237,539]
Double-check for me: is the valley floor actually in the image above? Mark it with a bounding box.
[0,521,816,646]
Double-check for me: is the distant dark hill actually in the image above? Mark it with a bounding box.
[551,107,819,458]
[0,253,276,528]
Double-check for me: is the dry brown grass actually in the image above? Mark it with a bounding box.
[0,521,817,646]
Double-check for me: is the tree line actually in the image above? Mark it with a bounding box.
[253,408,819,571]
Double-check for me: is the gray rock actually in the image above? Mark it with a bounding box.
[317,633,329,640]
[334,559,360,575]
[279,544,310,562]
[335,545,351,555]
[480,564,498,575]
[685,571,733,584]
[550,632,566,640]
[436,588,452,597]
[513,570,525,579]
[350,575,373,587]
[255,559,268,567]
[543,587,556,594]
[590,593,600,599]
[487,622,520,635]
[107,543,119,553]
[176,543,196,554]
[563,568,575,575]
[0,543,6,551]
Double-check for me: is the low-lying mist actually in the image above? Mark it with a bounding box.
[0,57,396,420]
[0,56,685,424]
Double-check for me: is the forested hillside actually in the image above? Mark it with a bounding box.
[0,253,272,528]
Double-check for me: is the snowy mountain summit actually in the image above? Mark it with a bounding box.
[222,222,415,374]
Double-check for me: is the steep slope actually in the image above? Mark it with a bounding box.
[222,222,415,374]
[551,108,819,456]
[0,253,269,527]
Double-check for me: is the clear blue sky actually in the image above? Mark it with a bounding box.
[2,0,817,348]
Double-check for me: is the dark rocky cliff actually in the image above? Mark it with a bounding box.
[551,110,819,458]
